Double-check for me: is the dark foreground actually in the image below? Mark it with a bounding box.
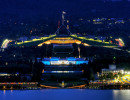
[0,89,130,100]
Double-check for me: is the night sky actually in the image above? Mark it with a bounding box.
[0,0,130,19]
[0,0,89,16]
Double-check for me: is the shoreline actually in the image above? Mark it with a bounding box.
[0,86,130,90]
[1,88,130,90]
[0,82,130,90]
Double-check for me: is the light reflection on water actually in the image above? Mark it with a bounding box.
[0,89,130,100]
[113,90,130,100]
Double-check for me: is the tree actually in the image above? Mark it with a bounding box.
[107,72,114,79]
[32,59,45,82]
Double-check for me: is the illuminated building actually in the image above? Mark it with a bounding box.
[0,72,19,76]
[43,39,81,44]
[37,57,88,79]
[101,65,124,75]
[18,36,28,42]
[37,57,88,65]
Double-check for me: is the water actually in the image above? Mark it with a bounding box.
[0,89,130,100]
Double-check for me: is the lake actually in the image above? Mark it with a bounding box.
[0,89,130,100]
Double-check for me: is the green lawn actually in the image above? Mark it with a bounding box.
[13,36,56,47]
[71,35,118,47]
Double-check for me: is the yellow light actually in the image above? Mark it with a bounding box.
[76,41,81,44]
[1,39,10,48]
[119,38,125,46]
[38,43,43,47]
[45,41,51,44]
[43,39,81,44]
[3,86,6,89]
[83,43,90,46]
[42,69,44,73]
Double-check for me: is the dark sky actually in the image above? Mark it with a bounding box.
[0,0,88,14]
[0,0,130,19]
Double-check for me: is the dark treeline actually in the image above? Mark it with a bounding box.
[73,43,130,80]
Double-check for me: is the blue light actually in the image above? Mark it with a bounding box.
[67,57,76,61]
[41,57,89,65]
[76,61,88,65]
[44,58,50,60]
[43,71,83,73]
[42,61,50,65]
[50,57,59,61]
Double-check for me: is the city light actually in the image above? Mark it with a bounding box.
[0,7,129,93]
[1,39,11,48]
[41,57,88,65]
[82,43,90,46]
[71,34,118,47]
[76,41,81,44]
[115,38,125,47]
[17,35,56,45]
[43,39,82,44]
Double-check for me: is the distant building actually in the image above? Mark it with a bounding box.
[30,36,40,40]
[101,65,124,75]
[97,36,106,41]
[0,72,19,76]
[18,37,28,42]
[86,35,95,39]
